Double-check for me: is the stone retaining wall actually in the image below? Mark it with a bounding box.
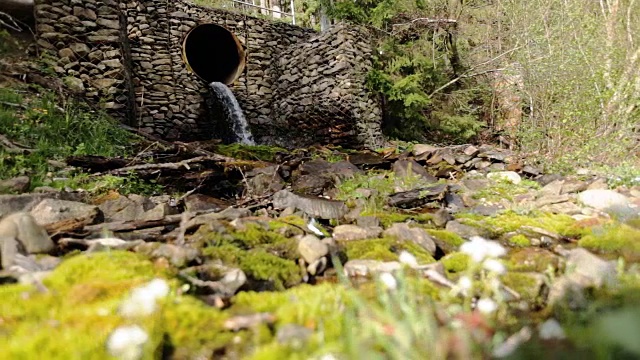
[33,0,384,148]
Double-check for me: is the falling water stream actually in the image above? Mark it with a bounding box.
[209,82,255,145]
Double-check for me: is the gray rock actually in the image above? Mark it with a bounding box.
[99,195,151,222]
[578,189,631,211]
[333,224,382,241]
[487,171,521,184]
[134,243,200,268]
[30,198,100,226]
[445,220,485,239]
[392,159,437,184]
[0,176,30,194]
[246,166,285,196]
[343,260,402,277]
[183,194,230,213]
[63,76,84,93]
[291,174,332,196]
[383,223,436,255]
[388,183,448,209]
[0,212,53,269]
[432,208,452,228]
[272,190,347,220]
[297,234,329,263]
[179,263,247,296]
[548,248,617,307]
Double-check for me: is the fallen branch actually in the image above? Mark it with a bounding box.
[95,155,234,176]
[83,209,218,233]
[0,134,33,154]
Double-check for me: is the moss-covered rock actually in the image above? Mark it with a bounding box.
[426,229,465,247]
[502,272,546,305]
[344,236,435,264]
[506,248,560,273]
[457,211,585,239]
[440,252,470,273]
[215,144,287,162]
[0,251,232,358]
[579,224,640,261]
[508,234,531,247]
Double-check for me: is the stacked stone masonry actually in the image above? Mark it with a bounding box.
[33,0,384,149]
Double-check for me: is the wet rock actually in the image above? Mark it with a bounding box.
[297,234,329,264]
[388,183,448,209]
[487,171,521,184]
[0,176,30,194]
[392,159,437,183]
[0,213,53,269]
[183,194,230,212]
[180,263,247,296]
[343,259,402,277]
[134,243,200,268]
[383,223,436,255]
[30,198,100,226]
[333,224,382,241]
[272,190,348,219]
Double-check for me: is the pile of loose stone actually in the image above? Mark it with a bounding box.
[0,143,638,313]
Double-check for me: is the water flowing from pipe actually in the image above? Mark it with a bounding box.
[209,82,255,145]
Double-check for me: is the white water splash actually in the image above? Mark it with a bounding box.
[209,82,255,145]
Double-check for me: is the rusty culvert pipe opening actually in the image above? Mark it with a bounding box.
[182,24,245,85]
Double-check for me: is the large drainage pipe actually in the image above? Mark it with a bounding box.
[182,23,246,85]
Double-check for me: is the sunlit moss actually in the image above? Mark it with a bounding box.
[508,234,531,247]
[344,237,435,264]
[0,251,231,358]
[457,210,585,239]
[426,229,465,247]
[579,224,640,260]
[440,252,470,273]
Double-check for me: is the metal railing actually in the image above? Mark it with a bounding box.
[226,0,296,25]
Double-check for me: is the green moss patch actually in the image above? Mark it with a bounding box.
[198,221,303,289]
[440,252,470,273]
[502,272,544,303]
[344,236,435,264]
[457,211,585,239]
[579,224,640,260]
[506,248,560,273]
[0,251,231,358]
[472,178,540,202]
[508,234,531,247]
[426,229,465,247]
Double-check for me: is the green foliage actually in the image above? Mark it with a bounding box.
[0,87,136,189]
[579,224,640,260]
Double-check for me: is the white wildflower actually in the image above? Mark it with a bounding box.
[398,251,418,267]
[460,236,506,263]
[307,218,325,237]
[458,276,473,291]
[379,272,397,290]
[483,259,506,274]
[107,325,149,360]
[538,318,566,340]
[476,298,498,314]
[119,278,170,317]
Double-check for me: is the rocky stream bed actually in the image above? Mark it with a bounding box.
[1,143,640,359]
